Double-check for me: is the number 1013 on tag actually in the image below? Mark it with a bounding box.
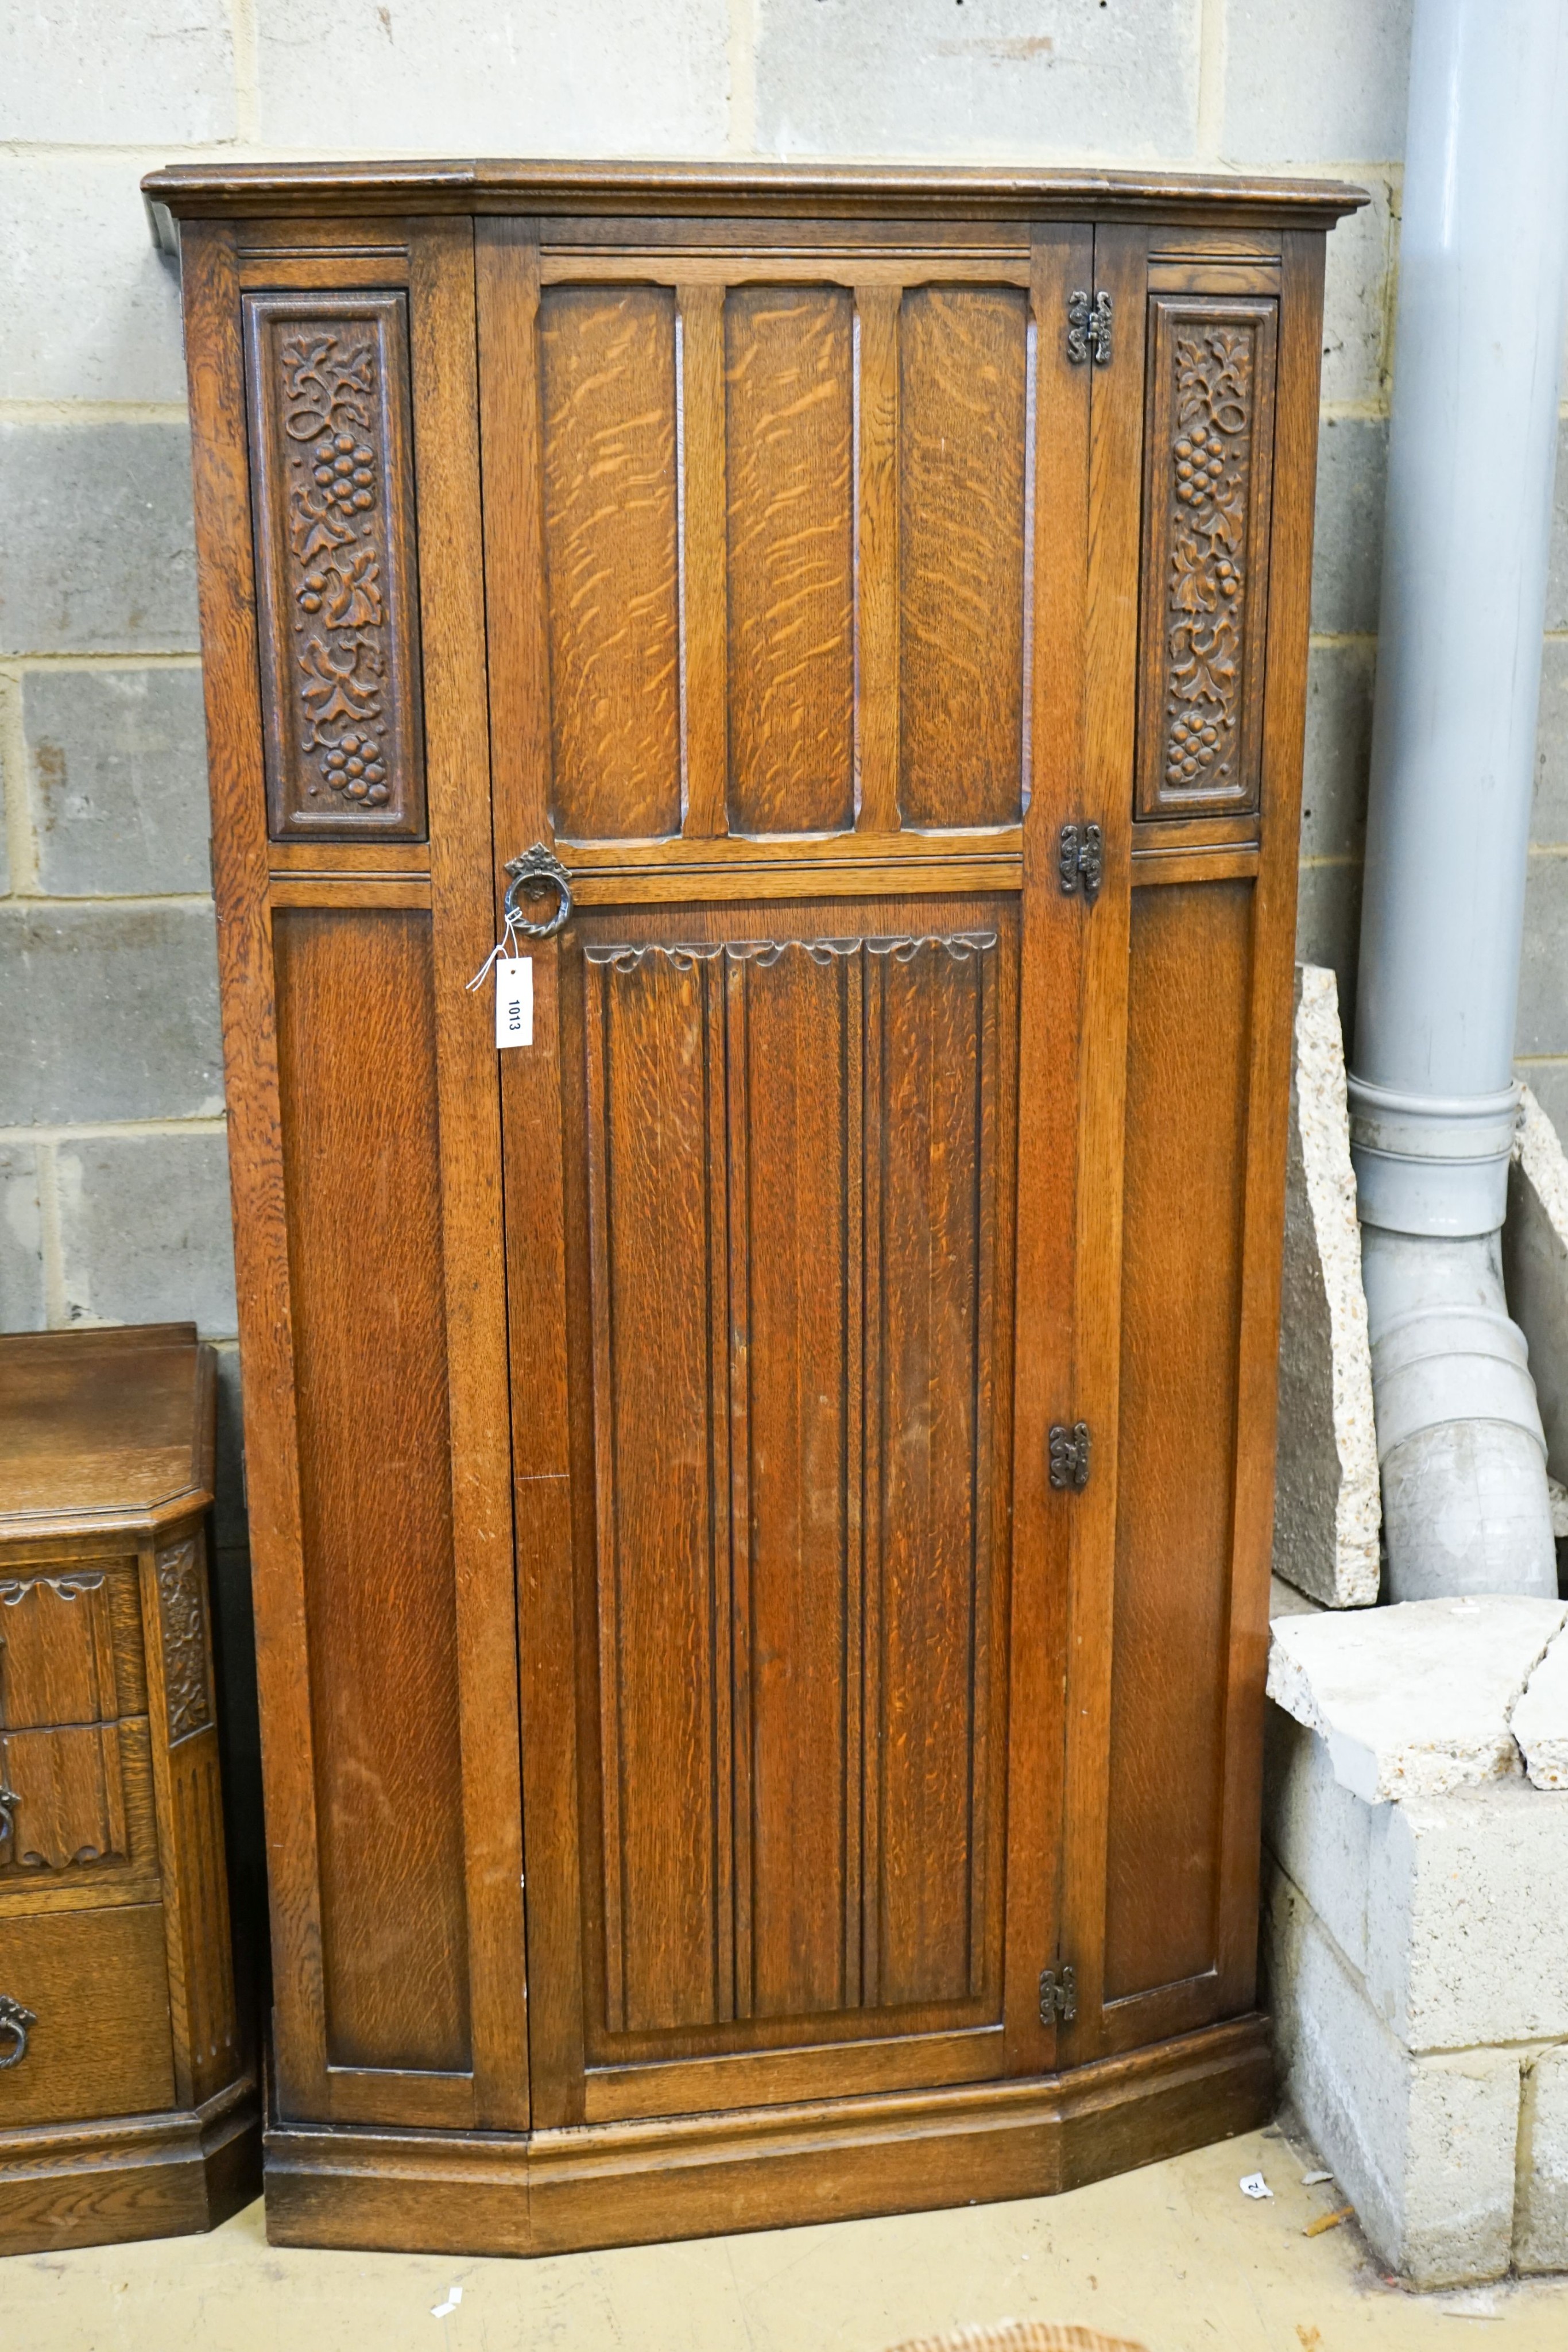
[495,956,533,1049]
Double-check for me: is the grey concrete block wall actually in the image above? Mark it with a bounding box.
[2,0,1565,1544]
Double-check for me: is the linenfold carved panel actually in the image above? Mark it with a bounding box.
[0,1724,130,1873]
[156,1535,212,1743]
[580,927,1014,2045]
[1136,296,1278,821]
[244,291,426,839]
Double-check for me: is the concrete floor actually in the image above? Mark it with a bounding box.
[6,2123,1568,2351]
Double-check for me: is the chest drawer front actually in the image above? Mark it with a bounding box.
[0,1719,161,1887]
[0,1903,175,2126]
[0,1564,145,1730]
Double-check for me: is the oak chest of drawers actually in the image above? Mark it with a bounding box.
[0,1324,258,2252]
[145,157,1362,2257]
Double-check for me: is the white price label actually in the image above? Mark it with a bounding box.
[495,956,533,1049]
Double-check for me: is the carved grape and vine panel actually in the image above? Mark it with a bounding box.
[245,291,426,838]
[1136,296,1277,821]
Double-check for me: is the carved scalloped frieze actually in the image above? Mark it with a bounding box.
[245,291,426,840]
[1136,296,1277,822]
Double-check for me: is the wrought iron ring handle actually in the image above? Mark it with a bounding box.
[0,1994,36,2069]
[503,844,573,940]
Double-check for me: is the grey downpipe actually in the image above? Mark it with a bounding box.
[1348,0,1568,1599]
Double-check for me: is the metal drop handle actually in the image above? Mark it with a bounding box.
[0,1994,36,2069]
[503,843,573,940]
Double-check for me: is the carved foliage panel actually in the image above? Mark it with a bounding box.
[580,926,1012,2047]
[1136,296,1279,821]
[155,1533,212,1744]
[245,291,426,839]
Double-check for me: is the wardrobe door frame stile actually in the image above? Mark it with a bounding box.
[180,215,528,2132]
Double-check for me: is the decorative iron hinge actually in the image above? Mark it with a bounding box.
[1067,289,1113,366]
[1039,1964,1078,2025]
[1058,822,1103,904]
[1048,1420,1091,1492]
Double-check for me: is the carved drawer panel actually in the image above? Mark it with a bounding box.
[0,1719,157,1888]
[0,1564,145,1731]
[0,1903,175,2128]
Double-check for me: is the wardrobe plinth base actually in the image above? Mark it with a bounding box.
[264,2014,1272,2257]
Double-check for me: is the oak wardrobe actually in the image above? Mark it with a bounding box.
[145,158,1362,2255]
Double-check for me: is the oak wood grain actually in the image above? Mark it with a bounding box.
[261,2013,1272,2257]
[1055,225,1148,2071]
[272,908,471,2079]
[180,222,331,2114]
[172,166,1340,2254]
[409,211,530,2133]
[724,286,854,835]
[855,285,902,834]
[541,286,681,840]
[899,288,1029,828]
[0,1905,174,2128]
[144,157,1368,229]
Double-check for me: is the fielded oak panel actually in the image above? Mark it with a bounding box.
[152,156,1360,2254]
[539,287,682,841]
[271,908,471,2078]
[724,288,856,835]
[898,287,1031,830]
[1105,879,1254,2001]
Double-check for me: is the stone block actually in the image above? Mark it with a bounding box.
[1516,853,1568,1061]
[1264,1704,1371,1974]
[1310,416,1387,637]
[1548,416,1568,634]
[1519,1060,1568,1146]
[24,667,210,898]
[257,0,727,154]
[1268,1595,1567,1802]
[54,1131,235,1337]
[1268,1869,1519,2288]
[1512,1633,1568,1792]
[0,902,223,1127]
[1530,639,1568,848]
[0,157,188,407]
[0,0,235,142]
[0,1144,45,1332]
[1503,1084,1568,1495]
[1516,2043,1568,2273]
[1365,1784,1568,2051]
[1300,638,1375,864]
[756,0,1199,158]
[1317,174,1396,409]
[1223,0,1412,165]
[1272,964,1380,1606]
[0,422,198,657]
[1294,860,1362,1042]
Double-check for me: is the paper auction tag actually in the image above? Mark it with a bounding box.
[495,956,533,1049]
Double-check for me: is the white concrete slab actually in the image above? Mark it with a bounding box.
[1512,1628,1568,1789]
[1267,1596,1567,1801]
